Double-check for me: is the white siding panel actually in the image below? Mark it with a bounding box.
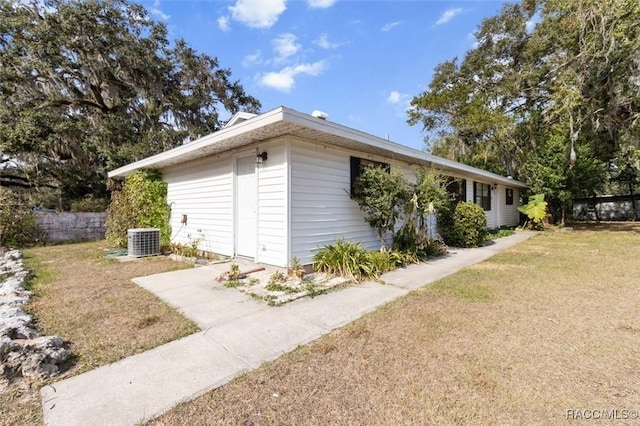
[290,142,381,265]
[488,204,497,228]
[257,143,287,266]
[163,156,233,256]
[499,186,520,227]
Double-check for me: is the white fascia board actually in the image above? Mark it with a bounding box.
[107,108,285,178]
[279,107,527,188]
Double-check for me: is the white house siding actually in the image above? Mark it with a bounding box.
[289,140,386,265]
[491,184,500,229]
[499,186,520,227]
[425,213,438,239]
[256,142,287,267]
[163,156,233,256]
[464,179,474,209]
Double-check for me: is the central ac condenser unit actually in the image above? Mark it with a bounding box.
[127,228,161,257]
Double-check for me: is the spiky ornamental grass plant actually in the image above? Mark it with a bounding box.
[313,239,373,282]
[313,239,418,282]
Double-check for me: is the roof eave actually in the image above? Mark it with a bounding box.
[279,108,528,189]
[107,108,285,178]
[108,106,527,189]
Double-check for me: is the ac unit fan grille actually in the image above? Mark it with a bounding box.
[127,228,160,257]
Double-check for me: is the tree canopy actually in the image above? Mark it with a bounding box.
[0,0,260,207]
[409,0,640,221]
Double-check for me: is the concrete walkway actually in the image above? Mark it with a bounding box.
[41,231,534,425]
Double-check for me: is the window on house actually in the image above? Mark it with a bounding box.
[506,188,514,205]
[473,182,492,211]
[446,178,467,203]
[350,156,390,198]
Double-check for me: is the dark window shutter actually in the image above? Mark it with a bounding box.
[350,156,361,198]
[461,179,467,202]
[483,183,489,210]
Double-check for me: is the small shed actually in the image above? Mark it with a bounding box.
[108,106,527,267]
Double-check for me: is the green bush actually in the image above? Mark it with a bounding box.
[105,169,171,247]
[436,204,456,245]
[393,222,447,260]
[394,169,452,258]
[450,202,487,247]
[353,165,410,249]
[393,223,418,253]
[0,187,45,248]
[70,195,110,212]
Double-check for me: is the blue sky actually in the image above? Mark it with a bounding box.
[136,0,510,151]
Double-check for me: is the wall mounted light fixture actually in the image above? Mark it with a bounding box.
[256,151,268,164]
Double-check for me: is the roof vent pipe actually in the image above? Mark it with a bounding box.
[311,110,329,120]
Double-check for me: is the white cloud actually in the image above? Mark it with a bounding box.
[386,91,412,116]
[314,34,340,50]
[307,0,336,9]
[435,8,462,26]
[218,15,231,32]
[150,0,170,21]
[229,0,286,29]
[387,91,402,104]
[242,50,262,67]
[272,33,301,62]
[381,21,402,32]
[259,61,326,92]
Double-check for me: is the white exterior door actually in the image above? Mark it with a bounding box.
[236,156,257,258]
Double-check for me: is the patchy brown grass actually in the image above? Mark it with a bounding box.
[569,221,640,233]
[1,241,198,426]
[151,225,640,425]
